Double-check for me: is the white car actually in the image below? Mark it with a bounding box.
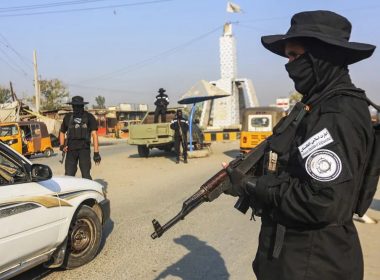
[0,142,110,279]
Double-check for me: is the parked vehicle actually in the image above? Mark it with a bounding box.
[240,107,286,153]
[0,121,54,158]
[128,109,178,157]
[0,142,110,279]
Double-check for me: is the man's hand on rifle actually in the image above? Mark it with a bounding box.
[222,162,257,197]
[59,145,68,152]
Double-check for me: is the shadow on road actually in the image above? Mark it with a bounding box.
[153,235,230,280]
[94,179,114,251]
[28,152,58,160]
[223,149,241,159]
[129,149,177,162]
[370,198,380,211]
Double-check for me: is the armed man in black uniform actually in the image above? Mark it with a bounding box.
[154,88,169,123]
[170,109,189,164]
[59,96,101,180]
[225,11,376,280]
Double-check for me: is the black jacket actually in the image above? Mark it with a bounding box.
[253,91,372,280]
[154,93,169,108]
[170,117,189,139]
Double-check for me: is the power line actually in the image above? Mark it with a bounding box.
[0,46,29,76]
[235,23,273,34]
[0,0,110,12]
[0,0,176,17]
[0,33,33,70]
[0,52,27,76]
[68,83,146,94]
[77,24,224,84]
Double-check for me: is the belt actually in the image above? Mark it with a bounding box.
[272,220,352,259]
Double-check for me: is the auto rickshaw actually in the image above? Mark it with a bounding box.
[240,107,286,153]
[0,121,54,157]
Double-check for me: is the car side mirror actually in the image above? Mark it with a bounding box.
[31,164,52,182]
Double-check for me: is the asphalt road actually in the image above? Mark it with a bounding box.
[14,141,260,280]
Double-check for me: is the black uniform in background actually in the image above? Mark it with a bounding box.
[60,110,98,179]
[226,11,376,280]
[154,88,169,123]
[170,110,189,163]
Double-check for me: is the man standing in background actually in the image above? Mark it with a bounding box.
[60,96,101,179]
[154,88,169,123]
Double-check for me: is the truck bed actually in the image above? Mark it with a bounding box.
[127,122,174,146]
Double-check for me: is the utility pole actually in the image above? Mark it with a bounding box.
[9,81,15,101]
[33,50,40,113]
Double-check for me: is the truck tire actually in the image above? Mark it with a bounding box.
[44,148,54,157]
[163,144,173,152]
[64,205,102,269]
[137,145,149,157]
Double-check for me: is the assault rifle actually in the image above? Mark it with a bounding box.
[151,141,267,239]
[177,118,187,154]
[150,102,310,240]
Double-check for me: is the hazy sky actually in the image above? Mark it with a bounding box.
[0,0,379,109]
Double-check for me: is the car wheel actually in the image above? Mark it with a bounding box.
[137,145,149,157]
[64,205,102,269]
[44,148,53,157]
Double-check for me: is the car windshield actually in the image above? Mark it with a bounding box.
[0,150,24,185]
[251,117,270,128]
[0,125,18,137]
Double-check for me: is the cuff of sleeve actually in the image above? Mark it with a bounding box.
[254,174,285,206]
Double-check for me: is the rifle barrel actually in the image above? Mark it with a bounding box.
[151,188,207,239]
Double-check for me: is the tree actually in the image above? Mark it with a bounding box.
[0,85,11,104]
[39,79,69,111]
[93,95,106,109]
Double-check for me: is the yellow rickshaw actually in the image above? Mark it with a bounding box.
[0,121,54,157]
[240,107,286,153]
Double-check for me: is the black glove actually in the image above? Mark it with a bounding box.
[93,152,101,164]
[224,166,254,197]
[251,174,286,205]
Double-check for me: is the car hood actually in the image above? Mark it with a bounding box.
[39,176,104,195]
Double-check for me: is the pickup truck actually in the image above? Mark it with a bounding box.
[128,109,177,157]
[0,142,110,279]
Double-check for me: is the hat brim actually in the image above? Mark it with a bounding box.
[67,101,89,105]
[261,33,375,64]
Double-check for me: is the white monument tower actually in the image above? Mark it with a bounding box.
[200,22,259,130]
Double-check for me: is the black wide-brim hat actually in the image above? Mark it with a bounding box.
[67,95,89,105]
[261,10,376,64]
[158,88,166,93]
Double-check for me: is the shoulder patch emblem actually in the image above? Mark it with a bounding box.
[298,128,333,159]
[305,149,342,182]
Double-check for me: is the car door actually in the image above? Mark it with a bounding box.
[31,123,42,152]
[0,145,61,273]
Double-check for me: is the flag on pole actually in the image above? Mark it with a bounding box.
[226,2,242,13]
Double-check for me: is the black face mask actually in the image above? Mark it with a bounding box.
[285,52,316,96]
[73,105,84,117]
